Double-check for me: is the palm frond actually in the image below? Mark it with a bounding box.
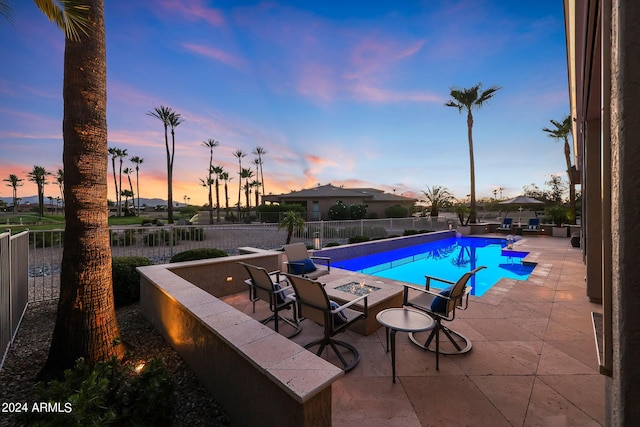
[34,0,91,41]
[0,1,13,24]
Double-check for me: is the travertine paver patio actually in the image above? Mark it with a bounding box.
[222,235,604,426]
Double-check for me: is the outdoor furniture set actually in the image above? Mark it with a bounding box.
[238,243,487,381]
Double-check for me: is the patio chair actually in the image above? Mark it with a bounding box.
[237,262,302,338]
[283,242,330,280]
[402,266,486,370]
[496,217,513,231]
[522,218,541,233]
[283,273,368,372]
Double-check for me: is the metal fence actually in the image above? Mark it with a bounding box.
[25,216,455,304]
[1,230,29,370]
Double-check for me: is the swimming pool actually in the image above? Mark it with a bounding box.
[332,236,535,297]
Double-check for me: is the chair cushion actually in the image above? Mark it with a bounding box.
[430,286,454,313]
[330,300,348,325]
[290,258,317,275]
[273,281,287,305]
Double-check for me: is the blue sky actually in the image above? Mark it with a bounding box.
[0,0,570,206]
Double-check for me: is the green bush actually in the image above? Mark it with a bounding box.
[324,242,341,247]
[349,204,368,220]
[384,204,409,218]
[29,231,64,248]
[328,201,350,220]
[143,230,176,246]
[23,357,173,426]
[349,235,371,244]
[170,248,228,263]
[110,229,137,246]
[255,203,305,223]
[174,227,205,241]
[112,256,152,308]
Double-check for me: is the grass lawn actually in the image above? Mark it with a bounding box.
[0,214,169,233]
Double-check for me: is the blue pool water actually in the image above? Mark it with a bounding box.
[333,236,535,297]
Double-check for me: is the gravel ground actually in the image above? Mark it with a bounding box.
[0,301,234,427]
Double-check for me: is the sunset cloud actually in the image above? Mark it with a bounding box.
[181,43,247,71]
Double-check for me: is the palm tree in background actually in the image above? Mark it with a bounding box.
[212,165,224,222]
[36,0,126,378]
[220,171,231,217]
[202,139,219,224]
[446,82,501,223]
[117,148,127,215]
[422,185,454,217]
[252,146,267,201]
[232,150,246,220]
[543,115,576,224]
[130,155,143,216]
[278,211,305,244]
[241,168,254,211]
[251,179,261,208]
[4,174,23,213]
[122,167,134,215]
[108,146,123,216]
[28,165,50,217]
[55,168,64,212]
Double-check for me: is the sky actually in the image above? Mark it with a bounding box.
[0,0,571,207]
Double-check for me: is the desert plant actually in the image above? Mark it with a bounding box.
[112,256,152,307]
[277,211,305,244]
[170,248,228,263]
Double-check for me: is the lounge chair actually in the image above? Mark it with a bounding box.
[283,242,330,279]
[522,218,541,233]
[237,262,302,338]
[496,218,513,232]
[402,266,486,370]
[283,273,368,372]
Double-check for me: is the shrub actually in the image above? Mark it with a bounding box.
[112,256,152,308]
[24,358,173,426]
[29,231,64,248]
[328,201,350,220]
[349,235,370,244]
[174,227,205,241]
[255,203,305,223]
[324,242,341,247]
[170,248,228,263]
[384,204,409,218]
[143,230,176,246]
[110,229,137,246]
[349,204,368,220]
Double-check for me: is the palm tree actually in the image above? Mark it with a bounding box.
[251,179,261,208]
[232,150,246,219]
[148,105,182,224]
[3,174,23,213]
[220,171,231,217]
[543,115,576,224]
[117,148,128,215]
[122,167,134,215]
[28,165,50,217]
[241,168,254,212]
[121,189,134,214]
[422,185,454,217]
[108,146,120,215]
[252,146,267,201]
[55,168,64,212]
[40,0,126,378]
[446,82,501,223]
[277,211,305,244]
[212,165,224,222]
[202,139,219,224]
[130,156,143,216]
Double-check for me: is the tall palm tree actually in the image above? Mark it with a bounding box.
[251,179,261,207]
[446,82,501,223]
[277,211,305,244]
[130,155,143,216]
[3,174,23,213]
[108,146,120,216]
[40,0,126,378]
[220,171,231,217]
[55,168,64,212]
[232,149,246,219]
[202,139,219,224]
[241,168,254,212]
[122,167,134,215]
[212,165,224,222]
[28,165,50,217]
[148,105,182,224]
[543,115,576,224]
[252,146,267,201]
[422,185,454,217]
[117,148,127,215]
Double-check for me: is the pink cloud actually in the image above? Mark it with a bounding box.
[158,0,225,27]
[349,83,442,103]
[181,43,247,71]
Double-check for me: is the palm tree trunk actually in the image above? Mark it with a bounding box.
[467,110,477,223]
[135,167,140,216]
[215,178,220,222]
[42,0,124,378]
[564,137,577,224]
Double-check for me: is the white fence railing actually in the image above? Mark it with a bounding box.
[24,217,455,304]
[1,230,29,370]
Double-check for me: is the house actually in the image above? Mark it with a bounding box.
[262,184,416,220]
[564,0,640,423]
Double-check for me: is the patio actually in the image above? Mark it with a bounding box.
[222,235,604,426]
